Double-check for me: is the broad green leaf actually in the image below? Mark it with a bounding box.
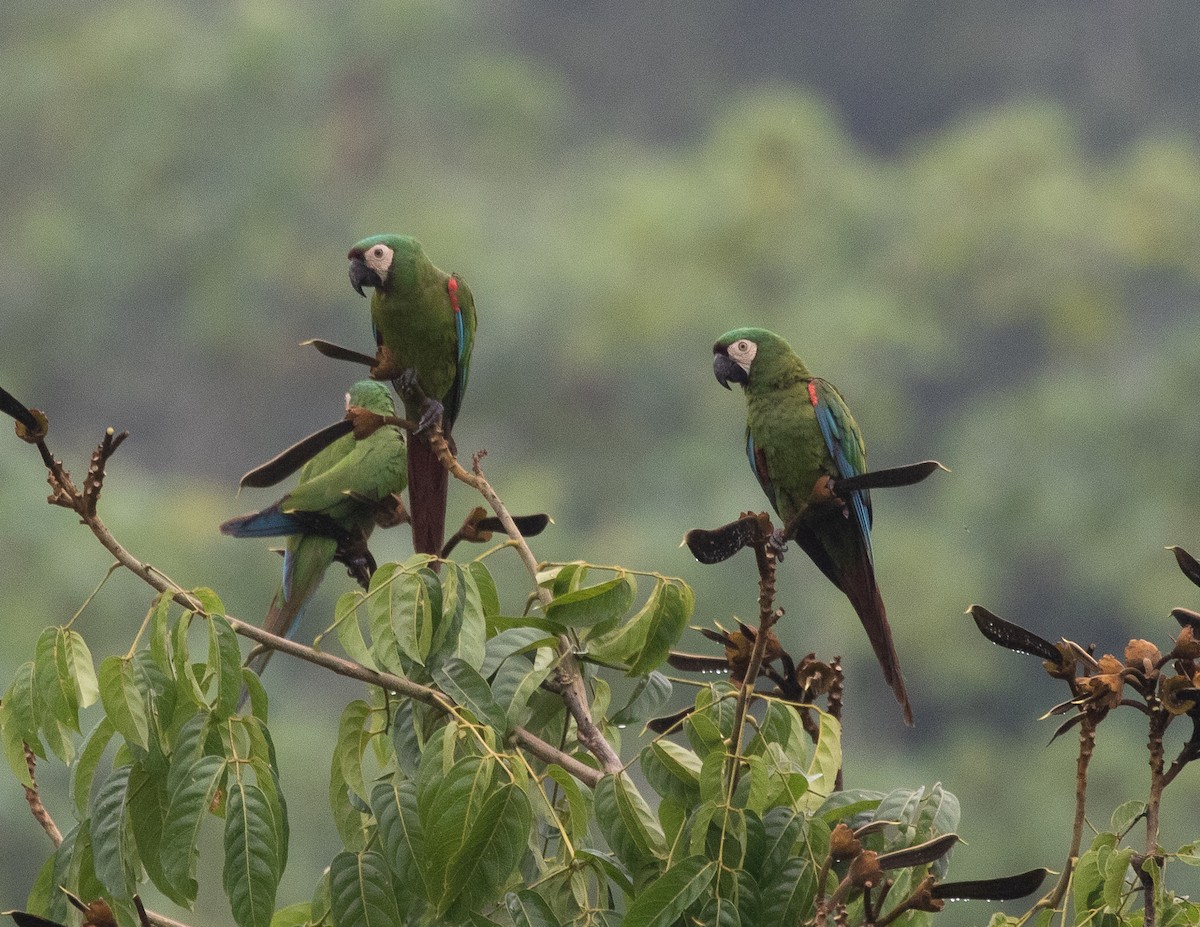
[64,629,100,708]
[166,711,213,799]
[444,782,533,917]
[224,779,282,927]
[594,773,667,868]
[684,710,726,759]
[505,889,563,927]
[190,586,226,616]
[480,627,556,678]
[148,591,174,669]
[1,665,38,786]
[545,765,591,848]
[622,856,715,927]
[160,753,226,906]
[329,850,400,927]
[494,645,558,729]
[370,778,431,911]
[420,755,496,896]
[365,563,404,671]
[758,855,815,923]
[334,591,376,669]
[697,897,741,927]
[434,658,507,730]
[468,561,500,618]
[1103,846,1134,911]
[91,764,136,898]
[71,716,116,816]
[35,629,78,734]
[545,575,635,629]
[99,655,149,750]
[209,614,244,718]
[610,671,671,726]
[641,740,702,803]
[583,584,661,666]
[269,902,312,927]
[372,563,434,666]
[334,700,374,803]
[760,807,805,882]
[628,581,693,675]
[128,760,171,895]
[803,710,841,810]
[1110,800,1147,835]
[1072,847,1105,917]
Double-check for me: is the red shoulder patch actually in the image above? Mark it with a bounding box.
[447,276,461,314]
[807,381,819,407]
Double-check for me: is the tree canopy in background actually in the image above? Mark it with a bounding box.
[2,0,1200,919]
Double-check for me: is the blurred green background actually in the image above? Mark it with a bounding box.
[3,1,1200,922]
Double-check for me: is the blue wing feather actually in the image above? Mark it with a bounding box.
[810,379,874,562]
[220,504,306,539]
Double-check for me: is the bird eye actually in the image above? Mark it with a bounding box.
[737,340,749,352]
[373,247,384,258]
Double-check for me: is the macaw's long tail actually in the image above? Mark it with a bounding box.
[244,536,336,682]
[793,525,914,726]
[841,576,914,727]
[408,433,448,568]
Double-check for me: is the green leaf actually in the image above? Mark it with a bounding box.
[269,902,312,927]
[759,855,816,923]
[71,716,116,816]
[1103,846,1134,911]
[545,575,636,628]
[372,563,435,667]
[329,850,400,927]
[1110,800,1147,835]
[803,710,841,810]
[468,561,500,618]
[1,665,38,787]
[64,629,100,708]
[333,700,374,804]
[610,671,672,726]
[545,765,591,848]
[334,591,376,669]
[622,856,716,927]
[480,627,556,678]
[505,889,564,927]
[148,591,174,670]
[434,658,508,730]
[760,807,805,882]
[420,755,496,900]
[628,581,693,675]
[190,586,226,616]
[224,779,282,927]
[1073,847,1105,916]
[209,614,244,718]
[370,778,431,912]
[99,655,150,750]
[594,773,667,868]
[160,753,226,906]
[91,764,136,898]
[128,760,171,895]
[444,782,533,917]
[36,628,79,735]
[641,740,702,803]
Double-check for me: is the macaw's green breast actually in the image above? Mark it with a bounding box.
[371,258,476,420]
[747,381,837,526]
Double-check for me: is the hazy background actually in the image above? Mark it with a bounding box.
[3,2,1200,923]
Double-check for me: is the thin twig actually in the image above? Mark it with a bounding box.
[22,743,62,847]
[430,427,623,776]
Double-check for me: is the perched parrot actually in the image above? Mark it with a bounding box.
[347,234,476,563]
[712,327,913,725]
[220,380,408,677]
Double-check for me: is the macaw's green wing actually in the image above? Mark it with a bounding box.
[283,429,406,516]
[443,274,474,432]
[809,378,874,556]
[745,428,777,515]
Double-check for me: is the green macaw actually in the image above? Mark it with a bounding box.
[220,380,407,676]
[713,327,913,725]
[347,234,476,562]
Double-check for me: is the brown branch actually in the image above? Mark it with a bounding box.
[429,426,624,776]
[30,426,604,789]
[22,743,62,847]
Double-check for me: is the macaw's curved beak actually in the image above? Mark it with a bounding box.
[348,256,382,297]
[713,351,748,390]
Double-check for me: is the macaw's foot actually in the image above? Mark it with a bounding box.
[768,528,788,561]
[811,474,849,519]
[335,529,378,589]
[370,344,404,381]
[416,397,445,435]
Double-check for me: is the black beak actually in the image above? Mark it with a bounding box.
[348,257,382,297]
[713,351,748,390]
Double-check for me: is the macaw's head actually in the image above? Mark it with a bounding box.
[713,327,798,390]
[346,380,397,416]
[347,234,423,296]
